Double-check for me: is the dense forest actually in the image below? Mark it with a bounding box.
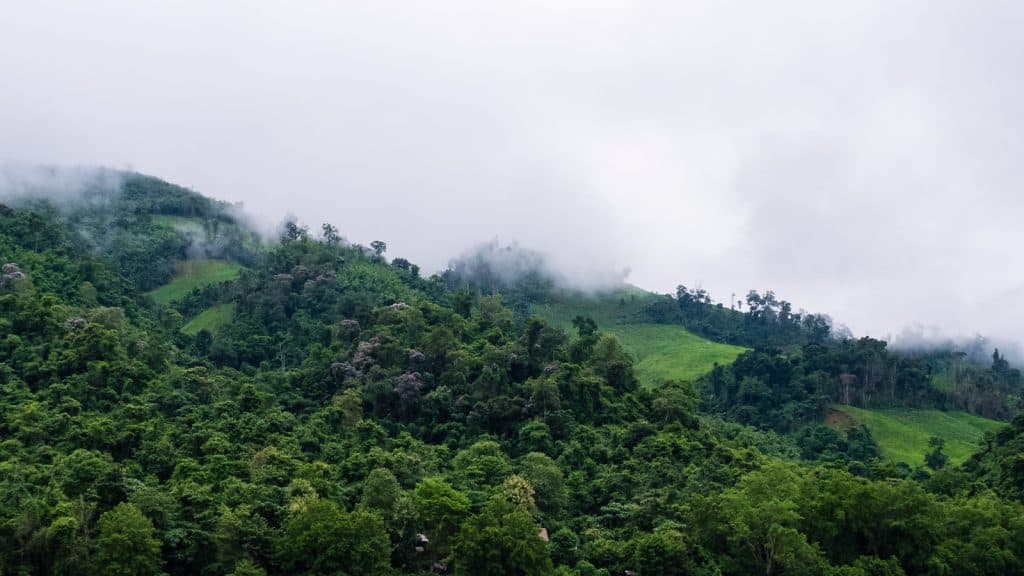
[1,173,1023,576]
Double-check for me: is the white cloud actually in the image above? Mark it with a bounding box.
[2,0,1024,345]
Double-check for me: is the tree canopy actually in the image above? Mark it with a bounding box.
[0,175,1021,575]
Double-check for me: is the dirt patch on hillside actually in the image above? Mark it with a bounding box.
[825,409,857,429]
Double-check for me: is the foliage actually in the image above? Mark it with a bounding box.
[914,348,1023,419]
[1,177,1023,576]
[275,498,390,576]
[454,490,553,575]
[94,503,164,576]
[963,414,1024,502]
[647,286,837,349]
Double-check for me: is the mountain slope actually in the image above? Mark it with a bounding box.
[2,170,1024,576]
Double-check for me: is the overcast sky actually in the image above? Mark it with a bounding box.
[3,1,1024,344]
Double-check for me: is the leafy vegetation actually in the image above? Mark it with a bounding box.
[1,173,1023,576]
[913,348,1023,420]
[963,414,1024,503]
[644,285,837,349]
[152,214,207,229]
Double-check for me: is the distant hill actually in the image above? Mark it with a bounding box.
[2,169,260,290]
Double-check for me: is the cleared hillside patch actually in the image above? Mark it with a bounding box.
[532,287,747,387]
[834,405,1005,466]
[182,303,237,336]
[613,323,747,385]
[147,259,244,305]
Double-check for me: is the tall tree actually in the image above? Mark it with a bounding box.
[94,503,164,576]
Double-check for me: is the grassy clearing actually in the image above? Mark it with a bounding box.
[147,259,244,305]
[182,303,236,336]
[531,287,747,387]
[612,323,747,385]
[834,405,1006,466]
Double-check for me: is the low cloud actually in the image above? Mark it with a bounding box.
[0,164,125,206]
[447,239,630,294]
[3,2,1024,352]
[888,324,1023,366]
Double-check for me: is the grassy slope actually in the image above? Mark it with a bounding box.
[531,286,747,387]
[835,405,1005,466]
[182,303,237,336]
[147,259,244,305]
[610,323,748,384]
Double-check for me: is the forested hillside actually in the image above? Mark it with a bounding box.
[446,245,1020,464]
[1,173,1023,576]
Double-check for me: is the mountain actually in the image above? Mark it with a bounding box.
[1,170,1022,576]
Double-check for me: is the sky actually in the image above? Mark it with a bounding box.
[2,1,1024,345]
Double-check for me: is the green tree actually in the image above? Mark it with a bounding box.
[478,295,514,333]
[572,316,597,338]
[518,453,566,517]
[94,503,164,576]
[633,529,710,576]
[452,289,473,318]
[719,464,823,575]
[360,467,406,534]
[412,477,471,562]
[652,380,700,427]
[450,440,513,502]
[321,223,341,245]
[276,498,390,575]
[215,505,270,573]
[228,559,268,576]
[924,437,948,470]
[454,494,553,575]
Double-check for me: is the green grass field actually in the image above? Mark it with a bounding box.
[611,323,747,384]
[834,405,1006,466]
[531,286,747,387]
[182,303,237,336]
[147,259,245,305]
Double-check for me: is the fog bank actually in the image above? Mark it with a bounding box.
[3,1,1024,349]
